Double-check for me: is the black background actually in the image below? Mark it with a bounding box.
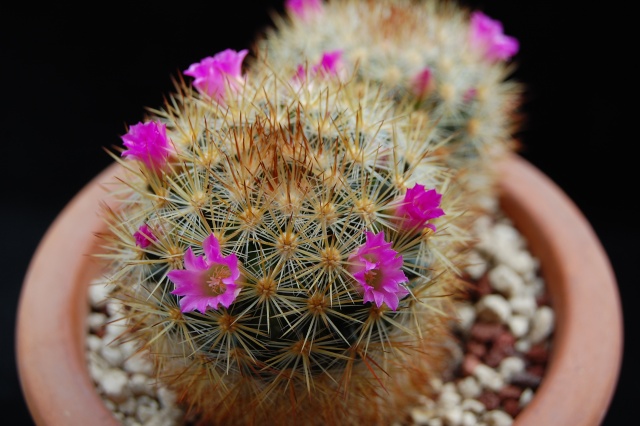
[2,1,633,425]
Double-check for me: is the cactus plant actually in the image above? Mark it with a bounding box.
[93,0,522,424]
[259,0,523,212]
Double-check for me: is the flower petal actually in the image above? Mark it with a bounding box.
[169,270,205,295]
[184,247,208,271]
[384,292,399,311]
[178,295,202,313]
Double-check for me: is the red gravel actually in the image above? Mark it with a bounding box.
[452,270,553,418]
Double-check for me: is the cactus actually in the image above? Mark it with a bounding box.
[94,0,522,425]
[258,0,523,211]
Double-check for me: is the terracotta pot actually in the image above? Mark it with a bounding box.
[15,153,623,426]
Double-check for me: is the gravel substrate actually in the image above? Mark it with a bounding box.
[86,210,554,426]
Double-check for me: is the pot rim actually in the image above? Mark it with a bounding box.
[15,153,623,425]
[497,154,623,425]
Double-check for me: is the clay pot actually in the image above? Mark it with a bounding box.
[15,153,623,426]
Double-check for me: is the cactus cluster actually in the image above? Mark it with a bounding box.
[95,0,522,425]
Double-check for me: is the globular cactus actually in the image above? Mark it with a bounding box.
[95,0,522,425]
[258,0,523,211]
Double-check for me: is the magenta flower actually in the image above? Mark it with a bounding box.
[184,49,249,102]
[121,121,172,172]
[296,50,344,82]
[133,224,157,248]
[395,184,445,232]
[469,11,519,61]
[312,50,343,77]
[285,0,323,21]
[294,64,308,82]
[167,234,241,313]
[348,231,409,310]
[412,66,433,100]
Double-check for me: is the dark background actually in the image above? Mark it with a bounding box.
[1,1,632,424]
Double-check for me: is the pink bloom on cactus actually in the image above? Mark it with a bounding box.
[396,184,445,231]
[285,0,323,21]
[121,121,172,172]
[295,50,344,82]
[184,49,249,102]
[348,231,409,311]
[167,234,241,313]
[412,66,434,99]
[133,224,157,248]
[294,64,307,82]
[312,50,343,77]
[469,11,519,61]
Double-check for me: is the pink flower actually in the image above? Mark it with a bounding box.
[348,231,409,310]
[285,0,323,21]
[312,50,343,77]
[395,184,445,232]
[167,234,241,313]
[412,66,434,100]
[295,50,344,82]
[184,49,249,102]
[121,121,172,172]
[133,224,157,248]
[469,11,519,61]
[294,64,308,82]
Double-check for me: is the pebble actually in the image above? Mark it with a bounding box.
[499,250,538,279]
[84,212,554,426]
[87,312,108,332]
[470,322,503,342]
[439,383,462,407]
[456,303,477,333]
[101,343,125,367]
[88,281,115,307]
[484,409,513,426]
[87,334,103,353]
[519,388,534,407]
[124,351,155,375]
[476,294,512,323]
[136,396,160,423]
[443,406,463,425]
[509,295,537,318]
[527,306,555,345]
[129,373,154,396]
[477,390,501,410]
[461,411,477,426]
[461,398,485,414]
[506,315,529,338]
[502,398,521,418]
[498,356,525,382]
[474,364,505,392]
[411,407,433,424]
[457,376,482,399]
[488,264,525,298]
[464,250,488,280]
[100,368,131,402]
